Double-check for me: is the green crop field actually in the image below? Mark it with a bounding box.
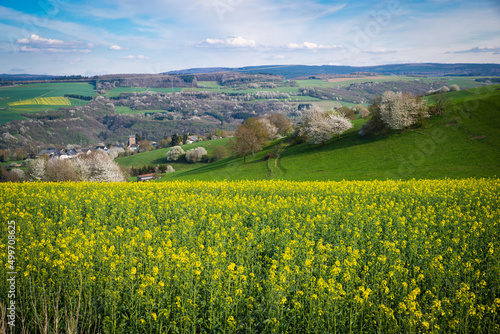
[0,82,95,109]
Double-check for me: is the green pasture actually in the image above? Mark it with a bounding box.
[105,87,182,97]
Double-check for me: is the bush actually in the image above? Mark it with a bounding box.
[379,91,428,130]
[185,147,208,163]
[4,168,25,182]
[166,146,185,161]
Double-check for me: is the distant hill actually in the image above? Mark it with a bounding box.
[167,63,500,79]
[0,74,60,81]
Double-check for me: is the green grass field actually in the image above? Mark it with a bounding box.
[294,76,491,89]
[115,138,231,172]
[105,87,182,97]
[115,85,499,182]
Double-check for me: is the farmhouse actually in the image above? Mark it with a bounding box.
[137,173,157,182]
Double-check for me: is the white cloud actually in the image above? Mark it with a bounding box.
[202,36,257,48]
[362,49,398,55]
[108,44,125,50]
[15,34,92,53]
[448,46,500,54]
[287,42,343,50]
[122,55,150,59]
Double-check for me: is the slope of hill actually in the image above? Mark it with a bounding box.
[168,63,500,79]
[123,85,499,181]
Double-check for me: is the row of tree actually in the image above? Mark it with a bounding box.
[23,151,126,182]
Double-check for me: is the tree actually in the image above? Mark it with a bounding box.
[135,133,143,143]
[336,106,357,120]
[46,158,79,182]
[299,106,353,145]
[380,91,428,130]
[166,146,185,161]
[81,151,125,182]
[26,158,47,181]
[356,104,370,118]
[159,137,172,148]
[138,139,153,152]
[171,133,182,146]
[230,118,269,162]
[231,127,262,163]
[259,118,279,140]
[212,146,229,161]
[185,147,208,163]
[429,91,451,116]
[266,114,293,136]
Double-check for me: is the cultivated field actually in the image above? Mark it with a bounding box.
[8,96,71,106]
[0,82,95,124]
[1,179,498,333]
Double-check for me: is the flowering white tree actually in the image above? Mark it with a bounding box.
[300,106,353,144]
[26,158,47,181]
[380,91,428,130]
[166,146,185,161]
[185,147,207,163]
[259,118,279,140]
[81,151,126,182]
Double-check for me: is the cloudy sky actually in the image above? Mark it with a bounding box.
[1,0,499,75]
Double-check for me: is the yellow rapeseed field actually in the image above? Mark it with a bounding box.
[8,96,71,106]
[1,179,499,333]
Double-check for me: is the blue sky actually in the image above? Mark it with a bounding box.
[0,0,499,75]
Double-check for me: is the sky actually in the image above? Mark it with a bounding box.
[0,0,499,75]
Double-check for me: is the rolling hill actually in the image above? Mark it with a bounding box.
[168,63,500,79]
[117,85,500,181]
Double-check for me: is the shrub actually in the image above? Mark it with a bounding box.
[185,147,208,163]
[449,84,460,92]
[4,168,25,182]
[379,91,428,130]
[166,146,185,161]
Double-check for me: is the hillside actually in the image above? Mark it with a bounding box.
[118,85,500,181]
[0,68,497,154]
[168,63,500,79]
